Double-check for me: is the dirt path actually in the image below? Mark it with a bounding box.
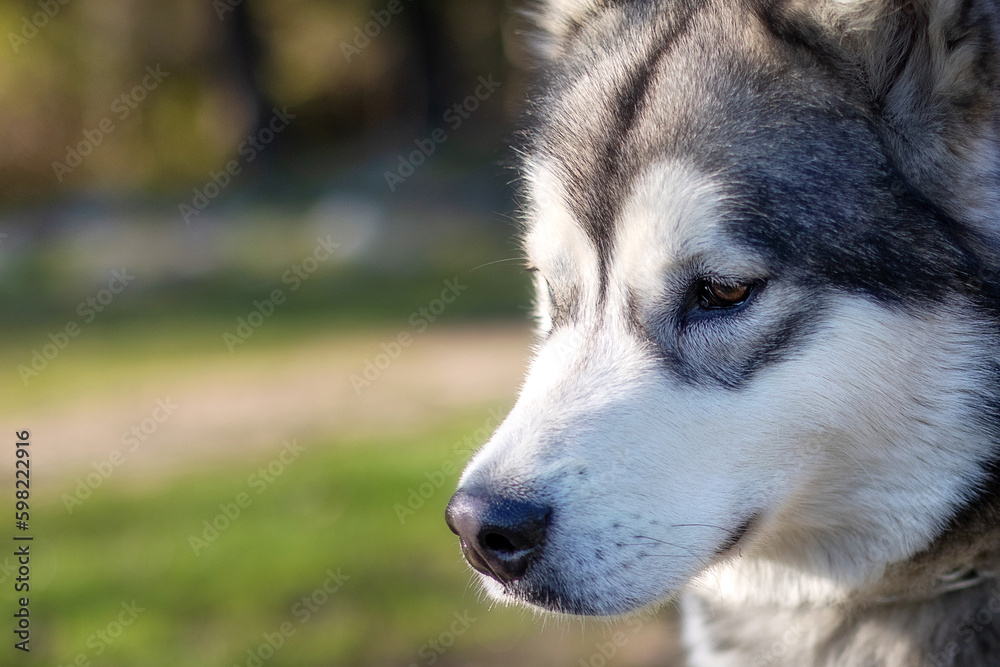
[22,323,534,489]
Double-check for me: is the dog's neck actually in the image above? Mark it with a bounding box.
[683,502,1000,666]
[683,576,1000,667]
[860,539,1000,607]
[864,474,1000,602]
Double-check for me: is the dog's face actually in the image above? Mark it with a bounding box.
[447,0,1000,616]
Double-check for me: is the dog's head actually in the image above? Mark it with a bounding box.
[447,0,1000,616]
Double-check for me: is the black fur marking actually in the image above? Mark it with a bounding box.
[646,286,823,390]
[549,0,711,295]
[757,2,857,82]
[713,102,987,308]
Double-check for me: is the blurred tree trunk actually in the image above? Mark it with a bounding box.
[222,1,276,166]
[406,1,461,130]
[228,2,271,127]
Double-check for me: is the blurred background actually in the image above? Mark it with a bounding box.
[1,1,682,665]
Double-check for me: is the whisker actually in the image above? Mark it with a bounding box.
[469,257,525,272]
[639,553,689,559]
[634,534,713,569]
[671,523,731,531]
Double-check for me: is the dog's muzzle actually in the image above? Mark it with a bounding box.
[445,490,551,583]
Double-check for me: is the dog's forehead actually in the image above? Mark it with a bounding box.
[523,1,975,305]
[524,158,759,286]
[528,4,796,239]
[611,160,767,289]
[523,2,837,280]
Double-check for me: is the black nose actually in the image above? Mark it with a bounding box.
[445,490,551,583]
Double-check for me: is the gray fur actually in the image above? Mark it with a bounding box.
[684,522,1000,665]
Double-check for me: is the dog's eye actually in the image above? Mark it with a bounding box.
[698,279,753,309]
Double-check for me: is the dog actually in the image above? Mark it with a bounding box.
[445,1,1000,664]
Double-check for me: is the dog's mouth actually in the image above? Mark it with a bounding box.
[499,579,648,616]
[487,557,685,617]
[714,513,758,557]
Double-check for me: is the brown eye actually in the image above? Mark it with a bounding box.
[698,280,753,309]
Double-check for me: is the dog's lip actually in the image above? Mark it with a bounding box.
[715,513,758,556]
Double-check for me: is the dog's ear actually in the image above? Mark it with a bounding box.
[783,0,1000,236]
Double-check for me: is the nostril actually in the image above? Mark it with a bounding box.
[482,531,518,554]
[479,513,547,552]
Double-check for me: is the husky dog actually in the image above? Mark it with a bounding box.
[445,0,1000,664]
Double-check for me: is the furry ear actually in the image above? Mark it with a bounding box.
[785,0,1000,237]
[523,0,609,61]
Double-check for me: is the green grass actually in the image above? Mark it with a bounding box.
[17,415,516,667]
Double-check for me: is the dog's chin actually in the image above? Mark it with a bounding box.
[474,570,665,618]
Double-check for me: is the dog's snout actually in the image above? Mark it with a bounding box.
[445,490,551,583]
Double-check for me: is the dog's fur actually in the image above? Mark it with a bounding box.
[451,1,1000,664]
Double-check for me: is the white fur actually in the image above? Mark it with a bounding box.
[526,0,606,60]
[523,164,601,335]
[460,160,996,617]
